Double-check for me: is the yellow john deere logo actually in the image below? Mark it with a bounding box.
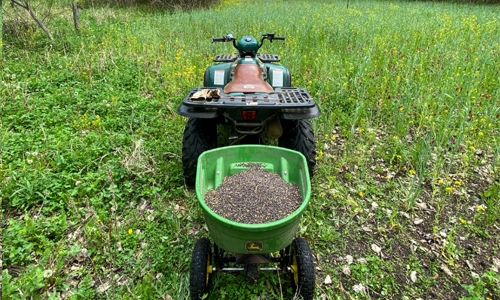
[245,241,263,252]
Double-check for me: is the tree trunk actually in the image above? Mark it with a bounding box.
[10,0,54,40]
[26,3,53,40]
[72,2,80,32]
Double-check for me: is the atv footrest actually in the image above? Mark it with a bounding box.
[257,54,280,62]
[214,54,238,62]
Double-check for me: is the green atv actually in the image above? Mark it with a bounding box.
[177,33,321,185]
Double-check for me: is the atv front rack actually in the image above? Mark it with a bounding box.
[213,54,280,63]
[213,54,238,62]
[257,54,280,62]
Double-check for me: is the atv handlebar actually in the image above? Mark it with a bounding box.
[261,33,285,42]
[212,34,235,43]
[212,33,284,50]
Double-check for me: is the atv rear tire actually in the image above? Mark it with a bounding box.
[182,118,217,186]
[279,119,316,176]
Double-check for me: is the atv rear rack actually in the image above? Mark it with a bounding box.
[181,87,316,108]
[178,87,321,119]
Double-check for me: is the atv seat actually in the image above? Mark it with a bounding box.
[223,64,274,94]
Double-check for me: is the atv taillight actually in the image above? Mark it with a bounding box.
[242,111,256,120]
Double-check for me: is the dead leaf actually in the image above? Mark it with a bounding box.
[342,265,351,276]
[413,218,424,225]
[345,255,354,265]
[362,226,373,232]
[97,281,111,293]
[316,253,322,261]
[353,283,365,293]
[410,271,417,283]
[466,260,474,270]
[492,258,500,272]
[371,243,382,254]
[441,264,453,276]
[416,202,428,210]
[139,200,148,212]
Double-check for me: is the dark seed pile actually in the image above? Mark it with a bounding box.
[204,167,302,224]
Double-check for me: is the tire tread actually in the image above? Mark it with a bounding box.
[292,237,315,300]
[190,237,211,299]
[279,119,316,176]
[182,118,217,186]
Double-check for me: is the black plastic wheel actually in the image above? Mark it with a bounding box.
[290,237,315,300]
[279,119,316,176]
[182,118,217,186]
[190,237,212,299]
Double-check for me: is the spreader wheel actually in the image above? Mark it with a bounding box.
[279,119,316,176]
[290,237,315,300]
[190,237,213,299]
[182,118,217,186]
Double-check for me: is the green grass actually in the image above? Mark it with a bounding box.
[2,0,500,299]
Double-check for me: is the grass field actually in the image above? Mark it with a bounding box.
[1,0,500,299]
